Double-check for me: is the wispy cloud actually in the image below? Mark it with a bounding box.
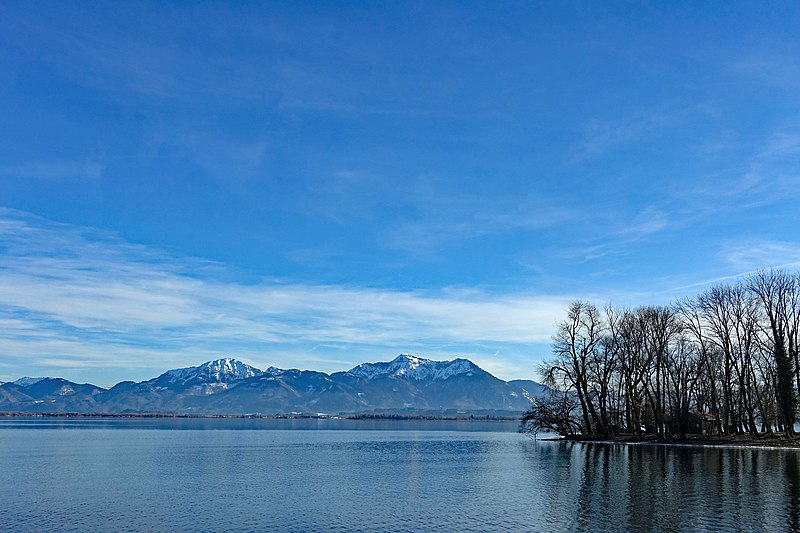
[677,130,800,212]
[142,123,271,186]
[293,168,582,257]
[558,206,669,264]
[719,240,800,273]
[0,210,568,384]
[382,194,579,257]
[721,132,800,204]
[663,240,800,294]
[618,207,668,239]
[566,108,679,162]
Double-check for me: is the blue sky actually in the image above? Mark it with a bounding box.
[2,1,800,386]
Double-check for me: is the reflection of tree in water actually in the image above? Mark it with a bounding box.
[517,441,800,531]
[625,446,673,531]
[788,452,800,532]
[564,444,800,532]
[574,444,617,530]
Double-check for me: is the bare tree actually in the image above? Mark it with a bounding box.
[520,392,582,437]
[531,274,800,439]
[542,301,606,435]
[748,270,798,435]
[663,331,701,438]
[611,308,650,435]
[637,306,680,438]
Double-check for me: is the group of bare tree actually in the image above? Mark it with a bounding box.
[523,270,800,438]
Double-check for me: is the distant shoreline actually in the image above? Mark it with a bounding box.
[545,433,800,450]
[0,412,520,421]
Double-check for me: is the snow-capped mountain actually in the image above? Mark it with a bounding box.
[0,377,105,412]
[153,357,262,386]
[263,366,286,377]
[0,355,548,416]
[349,354,482,381]
[12,377,49,387]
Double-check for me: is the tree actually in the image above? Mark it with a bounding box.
[529,276,800,439]
[541,301,606,435]
[520,392,582,437]
[636,306,680,438]
[748,270,798,435]
[607,307,649,435]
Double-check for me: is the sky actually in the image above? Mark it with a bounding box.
[1,1,800,386]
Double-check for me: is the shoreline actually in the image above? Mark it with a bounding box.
[0,411,520,422]
[542,433,800,450]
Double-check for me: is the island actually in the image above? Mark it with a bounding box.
[521,270,800,449]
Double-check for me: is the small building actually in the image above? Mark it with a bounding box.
[666,411,719,436]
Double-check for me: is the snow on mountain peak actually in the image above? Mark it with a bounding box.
[264,366,286,377]
[349,354,480,381]
[13,376,49,387]
[157,357,262,385]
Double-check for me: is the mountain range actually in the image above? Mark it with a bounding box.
[0,355,546,416]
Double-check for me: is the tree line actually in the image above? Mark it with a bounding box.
[522,270,800,438]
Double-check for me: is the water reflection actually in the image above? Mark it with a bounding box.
[3,420,800,531]
[533,441,800,532]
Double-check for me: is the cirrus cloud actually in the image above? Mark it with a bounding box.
[0,209,568,384]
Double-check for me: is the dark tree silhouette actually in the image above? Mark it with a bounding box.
[526,270,800,439]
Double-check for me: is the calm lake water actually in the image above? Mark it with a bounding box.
[2,417,800,532]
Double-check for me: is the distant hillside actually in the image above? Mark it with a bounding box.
[0,355,547,416]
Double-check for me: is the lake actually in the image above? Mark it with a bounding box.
[2,417,799,532]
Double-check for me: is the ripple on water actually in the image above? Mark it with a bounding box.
[2,423,800,531]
